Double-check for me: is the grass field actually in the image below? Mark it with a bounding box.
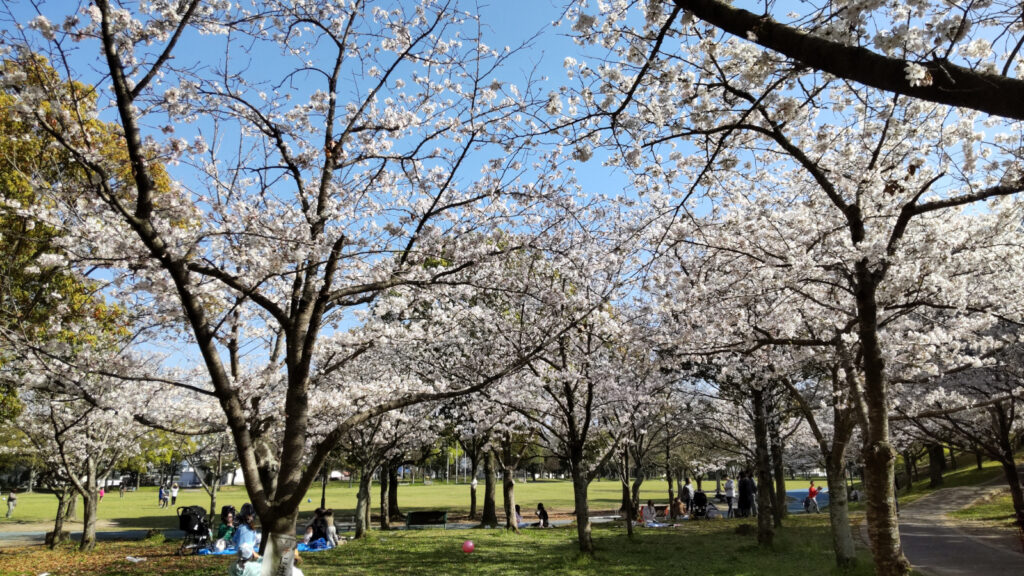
[0,513,876,576]
[2,477,827,531]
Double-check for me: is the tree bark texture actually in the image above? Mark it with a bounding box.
[856,265,912,576]
[354,471,373,539]
[387,464,401,521]
[480,450,499,528]
[379,471,390,530]
[502,466,519,532]
[752,387,775,547]
[570,466,594,554]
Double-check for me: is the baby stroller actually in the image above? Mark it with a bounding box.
[177,505,212,555]
[690,491,712,520]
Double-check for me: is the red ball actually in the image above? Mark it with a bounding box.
[462,540,475,554]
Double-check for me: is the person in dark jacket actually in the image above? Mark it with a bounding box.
[737,471,756,517]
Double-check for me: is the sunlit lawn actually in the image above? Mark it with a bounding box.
[1,477,746,532]
[0,514,876,576]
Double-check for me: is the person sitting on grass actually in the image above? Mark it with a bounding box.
[218,508,236,543]
[232,503,258,551]
[228,542,261,576]
[533,503,549,528]
[641,500,657,525]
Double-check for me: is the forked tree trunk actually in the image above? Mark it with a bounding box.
[480,450,499,527]
[354,471,373,539]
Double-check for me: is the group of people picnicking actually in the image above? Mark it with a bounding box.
[637,471,826,525]
[215,502,341,576]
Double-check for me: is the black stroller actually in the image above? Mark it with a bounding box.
[177,505,212,555]
[690,491,713,520]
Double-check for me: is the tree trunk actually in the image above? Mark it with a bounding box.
[502,466,519,533]
[65,493,78,521]
[856,265,911,576]
[27,467,35,493]
[570,465,593,554]
[630,473,644,514]
[665,464,675,510]
[379,470,390,530]
[49,488,71,549]
[901,450,915,492]
[387,464,401,520]
[354,471,373,539]
[751,387,775,546]
[619,449,634,537]
[975,450,984,471]
[480,450,499,527]
[928,444,945,488]
[770,416,787,524]
[825,449,857,566]
[468,458,480,520]
[208,478,219,520]
[79,492,98,551]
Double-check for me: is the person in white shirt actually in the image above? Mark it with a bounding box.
[724,475,736,518]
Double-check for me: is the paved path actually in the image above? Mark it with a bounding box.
[866,471,1024,576]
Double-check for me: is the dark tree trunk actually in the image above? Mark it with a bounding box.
[975,450,984,470]
[619,449,634,537]
[387,465,401,521]
[751,387,775,546]
[948,446,957,470]
[928,444,945,488]
[480,450,499,527]
[901,450,915,492]
[379,470,390,530]
[468,457,481,520]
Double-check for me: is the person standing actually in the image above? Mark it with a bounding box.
[807,481,820,513]
[119,483,126,499]
[158,485,165,507]
[723,475,735,518]
[682,478,695,513]
[737,471,755,518]
[5,490,16,519]
[170,483,179,506]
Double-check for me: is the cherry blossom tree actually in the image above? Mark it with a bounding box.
[0,2,598,564]
[668,0,1024,120]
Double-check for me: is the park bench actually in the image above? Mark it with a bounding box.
[405,510,448,530]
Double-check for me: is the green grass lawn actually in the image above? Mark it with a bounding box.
[0,478,699,531]
[0,514,876,576]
